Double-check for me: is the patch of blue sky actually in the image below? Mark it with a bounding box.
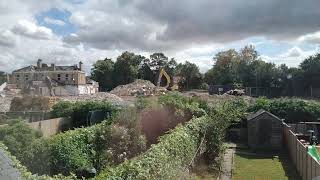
[36,8,77,37]
[64,0,87,4]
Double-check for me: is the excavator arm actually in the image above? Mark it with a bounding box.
[157,68,171,89]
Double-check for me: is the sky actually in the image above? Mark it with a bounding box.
[0,0,320,73]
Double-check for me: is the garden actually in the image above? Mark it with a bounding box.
[0,94,320,179]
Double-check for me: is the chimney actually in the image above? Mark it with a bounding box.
[51,63,56,71]
[79,61,83,71]
[37,59,42,68]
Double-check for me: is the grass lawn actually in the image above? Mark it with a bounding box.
[233,150,301,180]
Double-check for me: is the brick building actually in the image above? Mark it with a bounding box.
[9,59,99,96]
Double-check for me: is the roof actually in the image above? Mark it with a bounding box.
[13,64,81,73]
[247,109,283,122]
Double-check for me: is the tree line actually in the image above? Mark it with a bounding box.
[91,45,320,96]
[90,52,203,91]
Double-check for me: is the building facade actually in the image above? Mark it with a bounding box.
[9,59,99,96]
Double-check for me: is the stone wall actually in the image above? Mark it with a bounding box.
[28,117,72,137]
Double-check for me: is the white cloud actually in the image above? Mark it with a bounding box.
[262,46,318,67]
[298,31,320,44]
[0,30,16,47]
[43,17,66,26]
[11,20,54,40]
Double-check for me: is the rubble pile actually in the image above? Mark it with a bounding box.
[225,89,245,96]
[0,96,12,112]
[61,92,125,105]
[110,79,159,96]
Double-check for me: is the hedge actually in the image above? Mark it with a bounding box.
[51,101,119,128]
[96,116,208,180]
[0,143,76,180]
[248,97,320,123]
[97,100,246,179]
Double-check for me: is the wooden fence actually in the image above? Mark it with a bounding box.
[283,123,320,180]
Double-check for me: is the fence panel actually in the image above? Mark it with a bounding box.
[283,122,320,180]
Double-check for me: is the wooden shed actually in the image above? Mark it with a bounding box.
[247,110,283,150]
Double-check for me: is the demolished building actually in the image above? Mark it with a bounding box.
[7,59,99,96]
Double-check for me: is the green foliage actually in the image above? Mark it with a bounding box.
[199,82,209,90]
[158,92,207,117]
[51,100,118,128]
[91,58,114,91]
[51,101,75,118]
[0,120,42,161]
[113,51,145,86]
[135,97,151,110]
[97,116,208,180]
[248,97,320,123]
[24,108,146,176]
[97,99,246,179]
[0,142,76,180]
[176,61,203,90]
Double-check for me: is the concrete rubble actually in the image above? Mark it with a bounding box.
[110,79,159,96]
[60,92,126,106]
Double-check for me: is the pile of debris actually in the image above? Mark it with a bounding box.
[10,96,54,111]
[225,89,245,96]
[110,79,160,96]
[0,96,13,112]
[60,92,125,105]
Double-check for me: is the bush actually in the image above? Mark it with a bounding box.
[0,142,76,180]
[0,120,42,161]
[51,101,119,128]
[248,97,320,123]
[97,100,245,179]
[24,108,146,177]
[158,92,207,118]
[199,83,209,90]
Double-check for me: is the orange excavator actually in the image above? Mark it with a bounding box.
[156,68,179,91]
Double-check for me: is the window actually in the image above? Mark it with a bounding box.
[57,74,61,81]
[65,74,69,80]
[25,74,29,81]
[16,74,20,81]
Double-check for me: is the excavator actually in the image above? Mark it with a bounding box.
[156,68,179,91]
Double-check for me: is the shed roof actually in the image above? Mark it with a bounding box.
[247,109,283,122]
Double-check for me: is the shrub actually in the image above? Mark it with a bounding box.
[248,97,320,123]
[0,120,42,161]
[23,108,146,177]
[158,92,207,118]
[0,142,76,180]
[97,100,245,179]
[51,101,119,128]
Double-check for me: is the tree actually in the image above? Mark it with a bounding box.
[176,61,202,90]
[300,53,320,89]
[138,58,154,82]
[91,58,114,91]
[211,49,239,85]
[113,51,145,86]
[149,53,169,71]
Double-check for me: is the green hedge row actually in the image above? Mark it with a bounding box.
[248,97,320,123]
[51,101,119,127]
[97,98,246,179]
[24,108,146,177]
[0,143,76,180]
[96,116,208,180]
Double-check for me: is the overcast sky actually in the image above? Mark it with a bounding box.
[0,0,320,73]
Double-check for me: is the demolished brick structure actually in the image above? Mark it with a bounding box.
[8,59,99,96]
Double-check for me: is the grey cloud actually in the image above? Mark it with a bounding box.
[0,30,15,47]
[64,0,320,51]
[11,20,54,40]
